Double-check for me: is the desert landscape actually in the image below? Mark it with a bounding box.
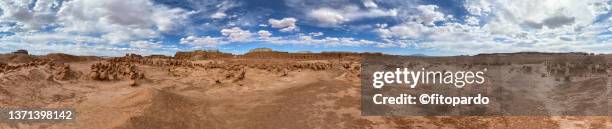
[0,48,610,129]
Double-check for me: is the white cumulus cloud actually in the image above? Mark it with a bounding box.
[210,1,239,19]
[180,35,227,47]
[220,27,252,41]
[257,30,272,38]
[57,0,192,44]
[308,5,397,25]
[363,0,378,8]
[411,5,446,26]
[0,0,60,31]
[268,17,298,32]
[374,0,612,55]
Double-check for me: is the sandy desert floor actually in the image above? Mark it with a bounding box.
[0,53,610,129]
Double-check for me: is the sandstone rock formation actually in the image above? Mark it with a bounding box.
[88,62,145,81]
[242,50,382,60]
[1,50,611,129]
[175,48,381,60]
[175,50,233,60]
[0,59,79,81]
[12,49,28,55]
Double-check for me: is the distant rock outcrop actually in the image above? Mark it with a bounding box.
[42,53,101,62]
[174,48,383,60]
[12,49,28,55]
[175,50,233,60]
[248,48,273,53]
[243,49,382,60]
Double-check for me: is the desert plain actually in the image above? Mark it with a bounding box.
[0,49,610,129]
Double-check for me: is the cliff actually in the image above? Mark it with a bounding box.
[175,50,234,59]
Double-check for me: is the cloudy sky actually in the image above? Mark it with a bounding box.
[0,0,610,56]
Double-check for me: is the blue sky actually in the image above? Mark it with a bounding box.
[0,0,610,56]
